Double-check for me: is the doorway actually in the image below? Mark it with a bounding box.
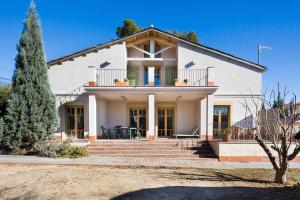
[144,66,161,86]
[65,106,84,139]
[213,105,230,136]
[158,108,175,137]
[129,108,147,137]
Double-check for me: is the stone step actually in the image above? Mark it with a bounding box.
[87,150,197,155]
[87,147,179,150]
[86,153,216,158]
[91,140,201,144]
[88,144,179,147]
[87,147,212,152]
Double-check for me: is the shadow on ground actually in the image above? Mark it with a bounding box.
[158,171,272,184]
[111,186,299,200]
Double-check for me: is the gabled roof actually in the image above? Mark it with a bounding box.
[47,27,267,71]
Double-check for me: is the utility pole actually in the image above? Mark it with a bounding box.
[258,44,271,65]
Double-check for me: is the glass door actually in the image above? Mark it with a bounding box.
[158,108,174,137]
[129,108,146,137]
[144,66,161,86]
[213,105,230,137]
[66,106,84,139]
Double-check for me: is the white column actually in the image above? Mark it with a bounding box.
[207,94,214,140]
[88,66,97,86]
[148,66,155,86]
[88,94,97,141]
[147,94,155,140]
[207,67,215,86]
[200,95,214,140]
[150,39,155,58]
[200,97,207,140]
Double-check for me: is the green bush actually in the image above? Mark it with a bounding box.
[57,143,89,158]
[0,118,4,146]
[33,141,62,158]
[33,141,88,158]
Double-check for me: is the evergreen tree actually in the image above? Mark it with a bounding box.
[3,2,58,150]
[116,19,142,38]
[170,30,200,43]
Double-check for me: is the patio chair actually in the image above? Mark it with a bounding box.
[101,126,110,139]
[173,127,201,139]
[135,128,142,139]
[114,125,123,139]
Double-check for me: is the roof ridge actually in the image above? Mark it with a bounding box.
[47,27,267,71]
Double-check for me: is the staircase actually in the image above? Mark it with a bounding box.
[87,139,217,160]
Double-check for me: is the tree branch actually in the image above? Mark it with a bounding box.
[255,135,279,170]
[288,145,300,161]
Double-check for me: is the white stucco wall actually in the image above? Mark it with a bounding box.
[177,41,262,95]
[209,141,300,158]
[176,101,197,134]
[97,98,107,137]
[107,101,127,129]
[48,42,126,94]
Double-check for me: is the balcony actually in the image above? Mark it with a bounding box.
[92,67,214,87]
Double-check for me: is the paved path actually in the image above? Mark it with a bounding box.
[0,155,300,169]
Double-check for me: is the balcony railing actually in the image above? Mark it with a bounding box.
[96,68,209,87]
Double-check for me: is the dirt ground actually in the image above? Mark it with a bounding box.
[0,164,299,200]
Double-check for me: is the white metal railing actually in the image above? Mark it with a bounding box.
[96,68,208,87]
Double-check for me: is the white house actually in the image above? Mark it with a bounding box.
[48,27,266,142]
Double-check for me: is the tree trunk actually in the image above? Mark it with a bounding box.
[275,168,287,184]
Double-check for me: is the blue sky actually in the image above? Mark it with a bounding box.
[0,0,299,96]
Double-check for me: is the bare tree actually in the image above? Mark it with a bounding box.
[243,87,300,184]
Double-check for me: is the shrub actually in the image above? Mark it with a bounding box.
[0,118,4,146]
[57,143,89,158]
[33,141,62,158]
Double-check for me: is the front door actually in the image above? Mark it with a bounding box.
[129,108,147,137]
[158,108,174,137]
[65,106,84,139]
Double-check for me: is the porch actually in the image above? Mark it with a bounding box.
[85,87,217,141]
[55,87,218,142]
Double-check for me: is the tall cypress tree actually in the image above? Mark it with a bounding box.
[3,2,58,150]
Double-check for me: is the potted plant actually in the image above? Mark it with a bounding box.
[114,78,129,87]
[175,79,188,86]
[221,128,232,142]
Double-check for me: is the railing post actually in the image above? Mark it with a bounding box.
[207,67,215,86]
[88,66,97,86]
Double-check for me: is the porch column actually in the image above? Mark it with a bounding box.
[147,94,156,140]
[88,93,97,141]
[200,95,214,141]
[148,66,155,86]
[207,94,214,140]
[200,97,207,140]
[148,39,155,86]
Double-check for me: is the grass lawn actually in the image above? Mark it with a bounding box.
[0,164,299,200]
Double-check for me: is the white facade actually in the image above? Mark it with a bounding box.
[48,28,266,141]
